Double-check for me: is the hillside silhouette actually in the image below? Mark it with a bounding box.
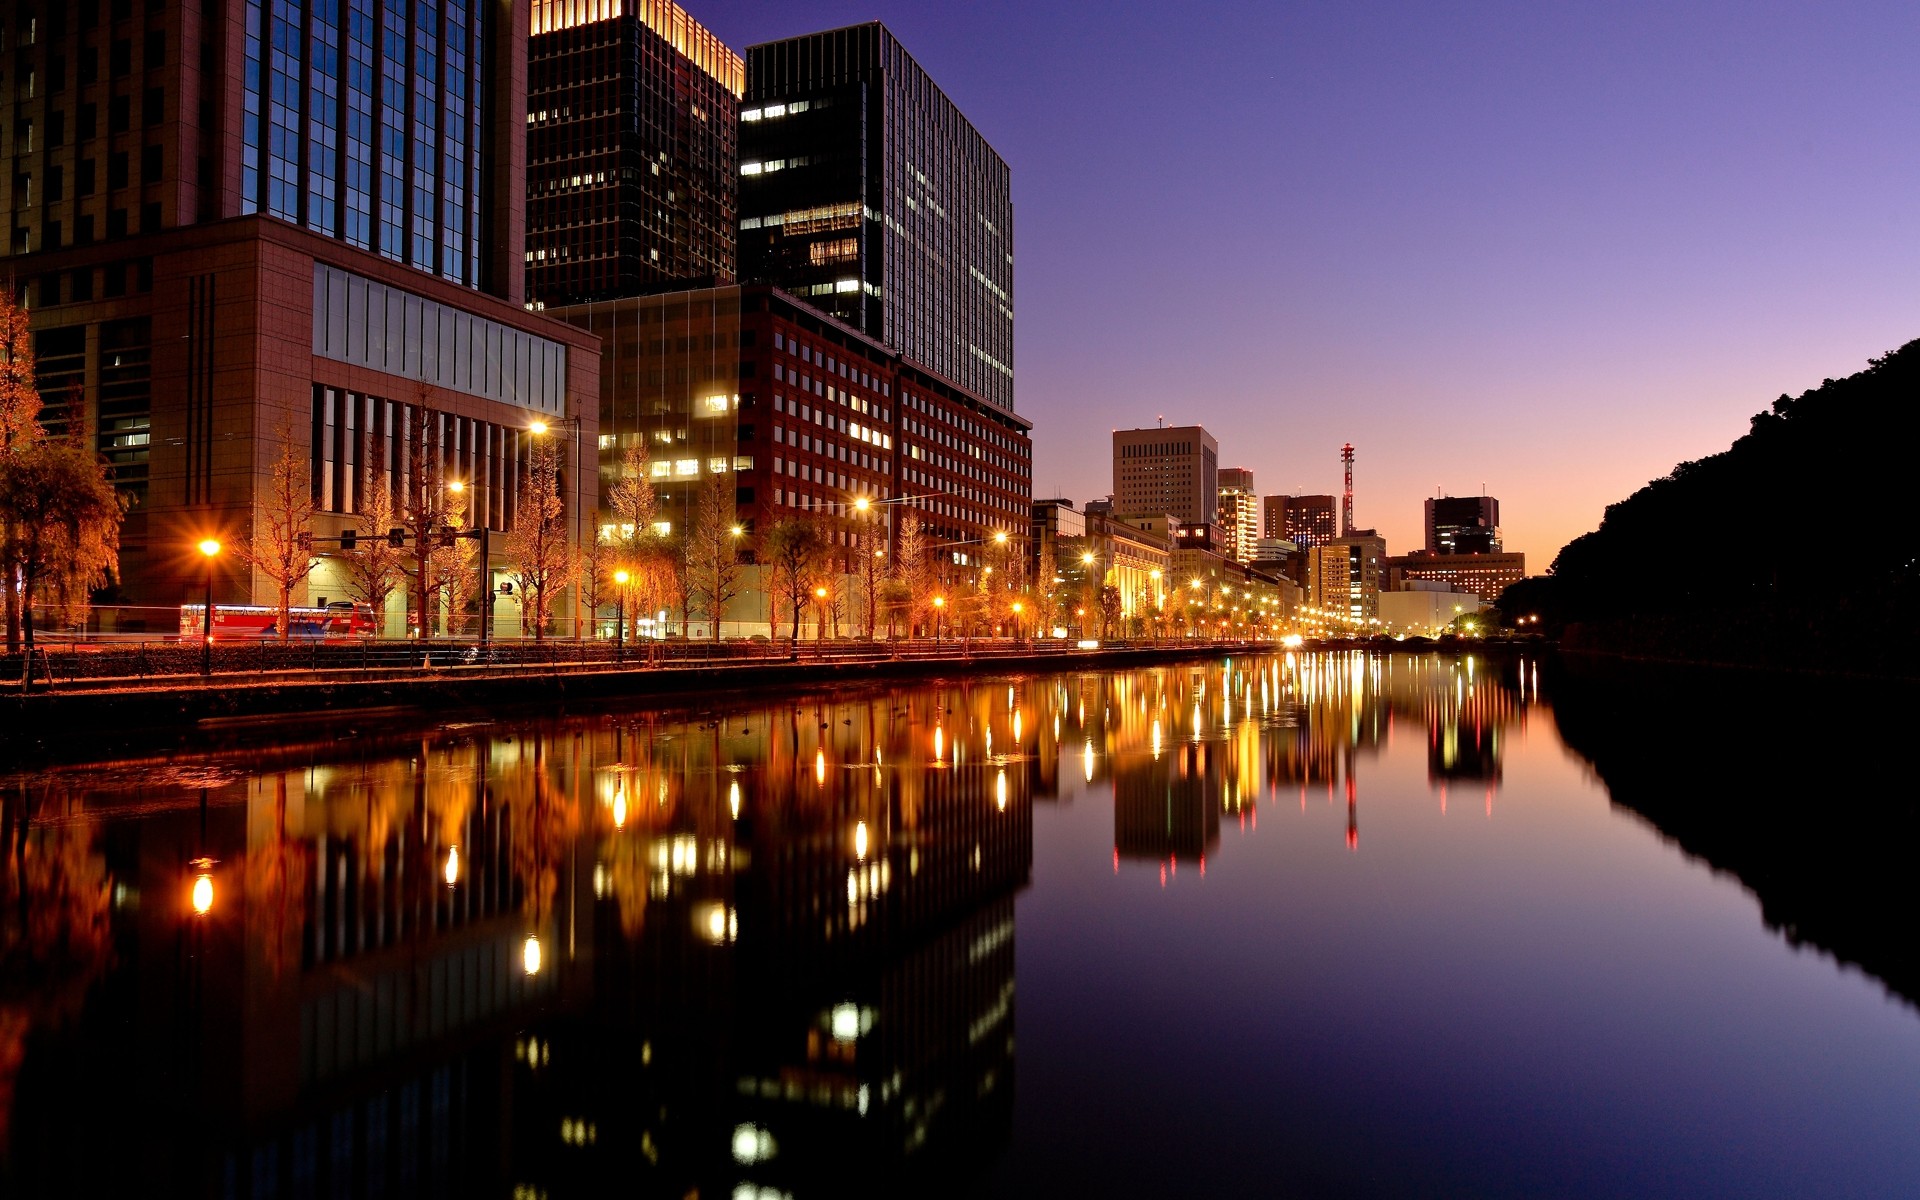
[1503,339,1920,671]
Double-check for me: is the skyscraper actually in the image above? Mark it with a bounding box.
[1,0,529,297]
[1266,494,1338,549]
[1217,467,1258,564]
[1425,495,1502,555]
[525,0,743,303]
[737,23,1015,410]
[1,0,600,616]
[1113,426,1218,526]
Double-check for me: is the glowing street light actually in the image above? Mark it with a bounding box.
[523,934,543,976]
[189,857,216,915]
[196,538,222,676]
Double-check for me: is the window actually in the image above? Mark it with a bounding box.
[110,95,130,133]
[140,144,159,182]
[48,111,64,147]
[108,151,128,189]
[111,39,130,77]
[77,158,95,195]
[142,88,162,126]
[143,30,164,68]
[78,104,96,140]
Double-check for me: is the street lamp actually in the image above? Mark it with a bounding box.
[197,538,221,676]
[932,594,946,644]
[613,569,630,662]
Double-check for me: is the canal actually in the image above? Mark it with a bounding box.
[1,652,1915,1197]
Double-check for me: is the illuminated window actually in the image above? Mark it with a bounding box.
[675,459,699,476]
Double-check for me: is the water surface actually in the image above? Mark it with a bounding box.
[2,652,1915,1197]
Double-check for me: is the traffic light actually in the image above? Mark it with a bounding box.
[388,528,405,548]
[340,529,357,551]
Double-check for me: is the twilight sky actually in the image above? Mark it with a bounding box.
[694,1,1920,565]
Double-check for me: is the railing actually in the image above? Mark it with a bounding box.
[0,633,1280,690]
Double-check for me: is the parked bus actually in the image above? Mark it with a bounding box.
[178,602,378,640]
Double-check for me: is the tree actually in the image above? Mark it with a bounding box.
[685,472,744,641]
[576,529,613,641]
[345,457,405,636]
[762,516,829,649]
[1,292,42,653]
[1033,542,1060,640]
[398,399,452,639]
[242,423,317,640]
[889,507,933,638]
[435,485,480,637]
[1098,583,1124,642]
[0,439,124,656]
[505,435,573,640]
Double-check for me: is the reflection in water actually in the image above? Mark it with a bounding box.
[0,653,1546,1196]
[1549,657,1920,1010]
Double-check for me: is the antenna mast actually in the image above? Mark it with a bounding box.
[1340,443,1355,536]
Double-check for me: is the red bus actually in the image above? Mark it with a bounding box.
[179,603,378,640]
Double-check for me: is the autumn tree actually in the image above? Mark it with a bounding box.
[576,529,613,640]
[242,422,318,640]
[0,294,126,655]
[1,292,42,652]
[1033,541,1060,639]
[685,471,745,641]
[762,516,829,649]
[606,441,661,643]
[505,435,572,640]
[0,439,125,655]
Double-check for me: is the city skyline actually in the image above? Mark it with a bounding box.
[686,0,1920,566]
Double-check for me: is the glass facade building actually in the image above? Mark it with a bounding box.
[739,24,1016,412]
[525,0,742,303]
[240,0,489,286]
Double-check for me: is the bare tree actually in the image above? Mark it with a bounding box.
[504,435,572,640]
[685,472,744,642]
[435,485,480,637]
[242,422,318,640]
[762,516,829,650]
[889,508,933,638]
[576,529,612,640]
[606,441,660,644]
[399,398,452,639]
[346,459,405,636]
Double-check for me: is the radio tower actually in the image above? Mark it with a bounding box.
[1340,443,1355,536]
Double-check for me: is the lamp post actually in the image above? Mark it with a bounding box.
[444,480,495,648]
[613,569,630,663]
[932,594,946,645]
[197,538,221,676]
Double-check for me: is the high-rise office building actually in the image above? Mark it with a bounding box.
[2,0,600,618]
[1217,467,1258,564]
[525,0,743,303]
[1386,551,1526,603]
[738,23,1015,411]
[2,0,529,297]
[1309,531,1387,622]
[1266,494,1337,549]
[1425,495,1502,555]
[1113,426,1218,527]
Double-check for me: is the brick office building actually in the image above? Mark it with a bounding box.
[2,0,601,626]
[554,284,1031,629]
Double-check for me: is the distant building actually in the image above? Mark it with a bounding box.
[1309,531,1387,623]
[1386,551,1527,603]
[1380,583,1485,636]
[1266,494,1338,549]
[526,0,744,303]
[1425,495,1502,555]
[1113,426,1219,526]
[1217,467,1259,564]
[739,23,1015,411]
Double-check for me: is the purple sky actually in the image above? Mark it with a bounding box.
[693,1,1920,565]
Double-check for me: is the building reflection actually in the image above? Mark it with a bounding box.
[0,651,1542,1195]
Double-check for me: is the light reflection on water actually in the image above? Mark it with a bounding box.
[0,652,1916,1198]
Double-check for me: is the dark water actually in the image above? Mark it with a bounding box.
[3,652,1917,1198]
